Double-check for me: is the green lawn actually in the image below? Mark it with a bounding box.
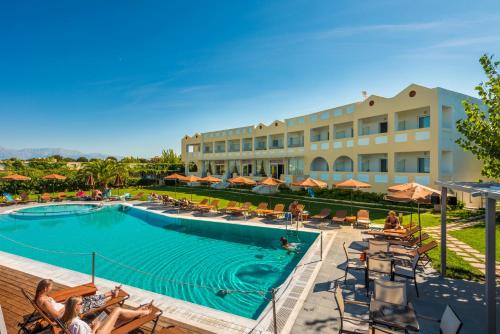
[450,220,500,260]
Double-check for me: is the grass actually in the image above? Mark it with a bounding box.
[450,220,500,260]
[22,185,488,281]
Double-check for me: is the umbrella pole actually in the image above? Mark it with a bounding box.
[418,203,422,245]
[350,190,353,216]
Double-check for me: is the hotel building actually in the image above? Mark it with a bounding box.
[181,84,484,204]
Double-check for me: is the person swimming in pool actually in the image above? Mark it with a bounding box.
[280,237,300,253]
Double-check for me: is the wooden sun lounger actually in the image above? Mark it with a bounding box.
[266,204,285,219]
[192,199,209,210]
[387,233,430,247]
[221,201,238,213]
[355,209,371,228]
[40,193,52,203]
[367,226,420,239]
[128,192,145,201]
[199,200,219,213]
[254,202,272,216]
[21,287,137,334]
[229,202,252,215]
[331,210,347,223]
[311,208,331,221]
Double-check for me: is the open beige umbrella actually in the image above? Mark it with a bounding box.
[200,175,222,183]
[42,173,67,195]
[385,182,440,243]
[1,174,31,195]
[292,177,327,189]
[164,173,186,199]
[335,179,372,215]
[181,175,202,201]
[228,176,257,186]
[259,177,284,186]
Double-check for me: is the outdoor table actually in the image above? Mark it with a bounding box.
[370,299,420,332]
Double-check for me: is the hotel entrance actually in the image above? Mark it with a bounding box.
[270,160,285,179]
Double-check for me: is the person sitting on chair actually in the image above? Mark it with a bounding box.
[384,211,401,230]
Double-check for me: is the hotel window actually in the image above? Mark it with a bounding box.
[398,120,406,131]
[215,162,225,175]
[418,115,430,128]
[396,159,406,172]
[379,122,388,133]
[335,130,346,139]
[288,158,304,175]
[380,159,388,173]
[360,160,370,172]
[418,158,430,173]
[242,162,253,176]
[361,126,370,136]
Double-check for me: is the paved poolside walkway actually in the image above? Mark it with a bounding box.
[290,225,500,333]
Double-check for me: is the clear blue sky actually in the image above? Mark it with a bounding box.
[1,1,499,157]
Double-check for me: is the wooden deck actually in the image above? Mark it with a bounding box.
[0,264,195,334]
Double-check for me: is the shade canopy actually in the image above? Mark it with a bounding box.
[227,176,257,185]
[42,173,67,180]
[113,175,124,187]
[292,177,328,189]
[164,173,186,181]
[1,174,32,181]
[335,178,371,189]
[85,174,95,187]
[386,182,440,204]
[259,177,284,186]
[200,175,221,183]
[182,175,202,183]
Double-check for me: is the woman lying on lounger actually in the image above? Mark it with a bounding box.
[35,279,121,319]
[62,296,152,334]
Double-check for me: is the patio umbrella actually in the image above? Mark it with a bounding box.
[386,183,441,243]
[1,174,31,195]
[43,173,67,195]
[113,174,124,196]
[228,176,257,186]
[181,175,202,201]
[164,173,186,199]
[199,175,221,200]
[257,177,284,207]
[335,179,371,215]
[291,177,328,189]
[85,174,95,193]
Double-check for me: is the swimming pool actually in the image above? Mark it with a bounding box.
[0,204,318,319]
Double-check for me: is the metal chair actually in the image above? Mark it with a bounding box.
[393,253,420,297]
[365,257,393,295]
[333,286,369,333]
[417,304,463,334]
[372,279,407,305]
[342,242,366,283]
[369,240,390,253]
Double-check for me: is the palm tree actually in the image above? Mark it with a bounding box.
[81,160,129,187]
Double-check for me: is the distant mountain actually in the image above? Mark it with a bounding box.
[0,146,122,160]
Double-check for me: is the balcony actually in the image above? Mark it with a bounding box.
[214,141,226,153]
[242,138,253,152]
[358,114,388,137]
[287,131,304,148]
[395,107,430,131]
[269,134,284,149]
[254,136,267,151]
[310,126,329,142]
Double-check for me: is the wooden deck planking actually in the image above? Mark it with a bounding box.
[0,264,195,334]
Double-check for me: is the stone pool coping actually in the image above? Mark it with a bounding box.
[0,201,336,333]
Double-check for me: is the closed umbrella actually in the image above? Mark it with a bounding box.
[386,183,440,244]
[113,175,124,196]
[1,174,31,195]
[335,179,371,215]
[164,173,186,199]
[42,173,67,195]
[85,174,95,189]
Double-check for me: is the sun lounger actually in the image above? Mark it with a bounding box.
[19,192,34,204]
[355,210,371,228]
[19,284,129,333]
[2,192,19,205]
[387,233,429,248]
[367,226,420,239]
[221,201,238,213]
[266,204,285,219]
[192,199,209,210]
[127,192,144,201]
[254,202,271,216]
[199,200,219,213]
[331,210,347,224]
[311,208,331,221]
[158,325,187,334]
[40,193,52,203]
[229,202,252,216]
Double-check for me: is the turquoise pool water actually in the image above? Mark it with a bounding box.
[0,204,318,319]
[12,204,100,216]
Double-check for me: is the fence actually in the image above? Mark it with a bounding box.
[0,228,324,334]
